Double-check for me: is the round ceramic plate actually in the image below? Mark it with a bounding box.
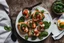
[16,6,52,42]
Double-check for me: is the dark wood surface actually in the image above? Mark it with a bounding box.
[6,0,64,43]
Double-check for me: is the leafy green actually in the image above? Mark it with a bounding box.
[25,35,28,40]
[21,24,27,28]
[41,10,44,13]
[31,36,37,40]
[35,8,39,11]
[59,23,64,28]
[39,31,48,39]
[38,35,43,40]
[35,12,39,15]
[34,12,39,18]
[41,31,48,37]
[43,21,51,29]
[4,26,11,31]
[53,1,64,13]
[18,16,25,22]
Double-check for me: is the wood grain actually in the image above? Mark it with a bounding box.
[6,0,64,43]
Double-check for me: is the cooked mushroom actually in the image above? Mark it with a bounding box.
[32,23,36,29]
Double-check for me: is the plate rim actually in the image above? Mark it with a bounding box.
[15,6,52,42]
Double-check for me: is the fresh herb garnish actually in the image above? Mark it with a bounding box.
[35,8,39,11]
[53,1,64,13]
[43,21,51,29]
[41,31,48,37]
[25,35,28,40]
[34,12,39,18]
[18,16,25,22]
[4,26,11,31]
[31,36,37,40]
[20,24,28,31]
[41,10,44,13]
[59,23,64,28]
[39,31,48,39]
[21,24,27,28]
[35,12,39,15]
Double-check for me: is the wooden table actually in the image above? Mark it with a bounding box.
[6,0,64,43]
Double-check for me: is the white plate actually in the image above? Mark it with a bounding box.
[15,6,52,42]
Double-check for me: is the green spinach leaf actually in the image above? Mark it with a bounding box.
[25,35,28,40]
[41,10,44,13]
[31,36,37,40]
[4,26,11,31]
[18,16,25,22]
[43,21,51,29]
[39,31,48,39]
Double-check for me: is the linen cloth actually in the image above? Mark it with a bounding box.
[52,13,64,40]
[0,0,18,43]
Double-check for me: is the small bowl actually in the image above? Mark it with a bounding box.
[52,1,63,15]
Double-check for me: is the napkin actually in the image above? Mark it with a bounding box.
[52,13,64,40]
[0,0,18,43]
